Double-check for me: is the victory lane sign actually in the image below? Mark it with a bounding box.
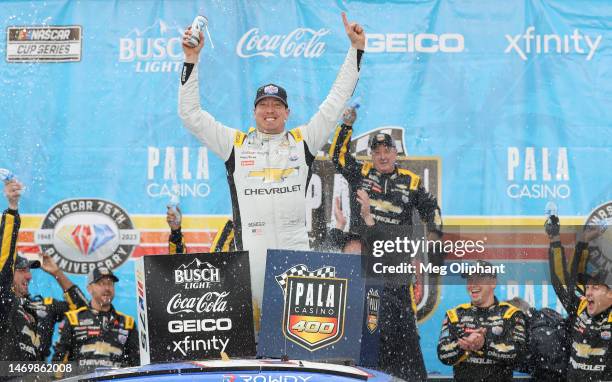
[135,252,255,364]
[283,276,347,351]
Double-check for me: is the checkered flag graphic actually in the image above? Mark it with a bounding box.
[275,264,336,294]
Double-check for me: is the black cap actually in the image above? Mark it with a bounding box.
[578,270,612,289]
[15,253,41,270]
[254,83,288,108]
[370,133,396,150]
[461,260,498,279]
[87,266,119,285]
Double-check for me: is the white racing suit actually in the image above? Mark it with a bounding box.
[178,47,361,315]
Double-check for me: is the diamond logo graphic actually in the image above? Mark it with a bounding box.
[57,224,115,256]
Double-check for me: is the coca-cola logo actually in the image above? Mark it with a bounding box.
[236,28,329,58]
[166,291,230,314]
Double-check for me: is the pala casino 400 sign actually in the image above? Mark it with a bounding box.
[282,275,347,351]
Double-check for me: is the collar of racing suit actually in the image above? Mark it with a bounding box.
[470,296,500,312]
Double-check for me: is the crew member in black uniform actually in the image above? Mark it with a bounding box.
[546,215,611,381]
[23,253,88,361]
[437,260,527,381]
[167,206,235,254]
[53,266,139,371]
[0,179,87,364]
[330,109,442,381]
[329,108,441,233]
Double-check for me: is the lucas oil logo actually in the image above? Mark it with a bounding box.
[276,264,347,351]
[119,19,184,72]
[35,199,140,274]
[366,289,380,334]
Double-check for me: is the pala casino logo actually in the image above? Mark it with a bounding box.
[35,199,140,274]
[585,201,612,280]
[275,264,347,351]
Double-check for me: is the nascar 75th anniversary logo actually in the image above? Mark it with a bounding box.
[276,265,347,351]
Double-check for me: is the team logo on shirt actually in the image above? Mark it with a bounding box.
[35,198,140,274]
[366,288,380,334]
[276,265,347,351]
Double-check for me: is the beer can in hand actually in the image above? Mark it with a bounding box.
[187,15,208,48]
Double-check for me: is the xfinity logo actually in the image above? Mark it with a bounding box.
[505,27,602,61]
[366,33,464,53]
[172,335,229,356]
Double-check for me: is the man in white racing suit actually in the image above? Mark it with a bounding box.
[178,13,365,315]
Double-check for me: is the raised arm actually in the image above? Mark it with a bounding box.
[0,180,23,320]
[546,215,578,312]
[329,109,366,183]
[178,27,237,161]
[300,13,364,154]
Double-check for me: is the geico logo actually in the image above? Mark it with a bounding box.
[175,268,220,283]
[30,29,71,41]
[244,185,301,195]
[119,37,183,61]
[366,33,464,53]
[168,318,232,333]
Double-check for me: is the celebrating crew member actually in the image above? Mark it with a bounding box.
[546,216,611,381]
[0,179,38,362]
[178,13,365,310]
[357,190,427,381]
[506,297,566,381]
[24,253,88,361]
[166,207,235,254]
[52,266,138,371]
[329,107,441,234]
[0,180,87,363]
[437,260,527,381]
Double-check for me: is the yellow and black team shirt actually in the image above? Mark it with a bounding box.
[437,298,527,382]
[0,208,40,361]
[168,219,235,254]
[52,305,139,370]
[329,124,441,232]
[549,241,611,381]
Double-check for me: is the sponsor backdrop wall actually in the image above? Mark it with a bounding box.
[1,0,611,374]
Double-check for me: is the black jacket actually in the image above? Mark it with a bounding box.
[549,240,611,381]
[437,298,527,382]
[330,124,441,232]
[0,208,40,362]
[52,304,139,370]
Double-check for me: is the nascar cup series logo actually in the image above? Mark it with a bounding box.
[585,202,612,279]
[119,19,184,72]
[236,28,329,58]
[35,199,140,274]
[276,265,347,351]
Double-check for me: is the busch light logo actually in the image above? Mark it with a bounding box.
[236,28,329,58]
[119,19,184,72]
[174,258,221,289]
[35,198,140,274]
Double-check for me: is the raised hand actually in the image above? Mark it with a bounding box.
[342,12,365,50]
[182,26,204,63]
